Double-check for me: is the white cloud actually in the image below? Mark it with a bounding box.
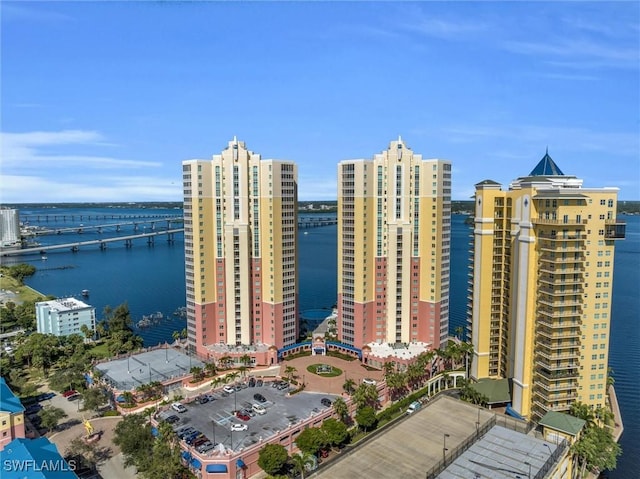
[0,130,161,169]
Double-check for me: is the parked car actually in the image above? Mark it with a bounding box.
[171,402,187,413]
[239,382,248,389]
[196,441,215,453]
[192,436,209,447]
[164,415,180,424]
[236,411,250,421]
[241,408,255,417]
[277,382,290,390]
[231,423,248,432]
[67,393,81,401]
[248,377,256,387]
[195,396,209,404]
[223,385,235,394]
[271,381,280,388]
[362,378,377,385]
[406,401,422,415]
[253,393,266,403]
[256,379,264,387]
[186,433,204,445]
[320,398,332,407]
[252,403,266,415]
[177,427,196,439]
[62,390,78,398]
[198,442,217,453]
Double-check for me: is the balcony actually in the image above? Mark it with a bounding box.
[535,360,579,371]
[538,276,583,286]
[538,286,583,296]
[534,379,578,393]
[536,328,580,340]
[605,219,626,240]
[538,308,582,319]
[533,218,588,226]
[535,367,579,381]
[537,298,582,308]
[536,349,580,362]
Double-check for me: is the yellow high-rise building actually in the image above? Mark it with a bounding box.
[182,138,298,360]
[469,152,626,420]
[337,138,451,350]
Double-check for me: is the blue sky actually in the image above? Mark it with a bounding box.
[1,1,638,203]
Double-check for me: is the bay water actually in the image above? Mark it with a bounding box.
[10,206,638,477]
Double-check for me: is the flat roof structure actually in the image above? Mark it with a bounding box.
[95,347,204,391]
[315,396,498,479]
[472,378,512,405]
[36,297,91,312]
[538,411,585,437]
[437,425,562,479]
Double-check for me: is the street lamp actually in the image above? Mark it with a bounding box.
[443,433,450,465]
[476,408,481,433]
[212,420,216,445]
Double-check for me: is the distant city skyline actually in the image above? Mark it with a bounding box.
[1,1,638,203]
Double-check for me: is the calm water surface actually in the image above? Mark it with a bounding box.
[14,207,638,477]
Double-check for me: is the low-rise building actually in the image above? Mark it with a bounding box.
[35,298,95,338]
[0,378,25,450]
[0,437,78,478]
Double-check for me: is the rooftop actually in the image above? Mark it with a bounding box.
[0,437,78,478]
[0,377,24,414]
[364,341,431,360]
[36,298,92,312]
[529,150,565,176]
[438,425,561,479]
[472,378,511,405]
[538,411,586,437]
[95,347,204,391]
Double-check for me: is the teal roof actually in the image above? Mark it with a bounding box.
[538,411,586,436]
[0,377,24,414]
[0,437,78,478]
[529,149,565,176]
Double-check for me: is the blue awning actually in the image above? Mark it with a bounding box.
[181,451,191,460]
[206,464,228,473]
[151,427,158,437]
[236,458,246,468]
[191,458,201,469]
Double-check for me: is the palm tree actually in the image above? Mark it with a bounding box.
[342,378,356,395]
[190,366,204,382]
[204,362,217,377]
[386,372,407,401]
[332,397,349,423]
[172,330,181,343]
[180,328,188,339]
[352,383,378,409]
[210,376,224,391]
[240,354,251,367]
[226,371,240,384]
[383,361,396,379]
[284,365,297,382]
[219,356,232,370]
[290,452,315,479]
[238,365,249,378]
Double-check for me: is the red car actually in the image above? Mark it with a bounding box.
[236,411,250,421]
[62,390,78,398]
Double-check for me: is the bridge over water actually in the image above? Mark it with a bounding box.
[1,229,184,257]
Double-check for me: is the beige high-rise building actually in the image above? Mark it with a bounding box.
[469,152,625,420]
[337,138,451,350]
[182,138,298,359]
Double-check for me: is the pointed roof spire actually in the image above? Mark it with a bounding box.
[398,135,402,143]
[529,149,565,176]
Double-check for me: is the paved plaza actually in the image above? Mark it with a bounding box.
[279,354,385,394]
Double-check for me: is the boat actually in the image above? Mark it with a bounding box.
[81,289,89,297]
[41,255,48,260]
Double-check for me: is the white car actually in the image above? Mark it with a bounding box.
[171,402,187,413]
[362,378,377,385]
[223,385,235,394]
[252,403,266,415]
[230,423,248,432]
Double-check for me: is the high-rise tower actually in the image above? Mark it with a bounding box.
[337,138,451,350]
[182,138,298,359]
[469,152,625,420]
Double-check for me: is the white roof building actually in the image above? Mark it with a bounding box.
[36,298,96,338]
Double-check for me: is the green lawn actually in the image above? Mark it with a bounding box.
[88,342,111,359]
[306,364,343,378]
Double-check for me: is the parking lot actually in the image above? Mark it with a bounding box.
[157,381,339,454]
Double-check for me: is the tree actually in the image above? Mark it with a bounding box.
[102,303,143,355]
[190,366,204,382]
[571,425,621,477]
[113,414,154,468]
[569,401,597,429]
[6,264,36,284]
[204,362,217,377]
[342,378,356,395]
[240,354,251,367]
[140,422,186,479]
[383,361,396,378]
[295,427,326,456]
[352,383,378,409]
[332,397,349,423]
[258,444,289,476]
[355,405,377,432]
[321,418,348,448]
[81,388,108,413]
[80,324,93,341]
[289,452,315,479]
[284,365,297,382]
[386,372,407,400]
[38,406,67,432]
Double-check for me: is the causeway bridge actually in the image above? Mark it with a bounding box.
[23,218,182,236]
[2,229,184,257]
